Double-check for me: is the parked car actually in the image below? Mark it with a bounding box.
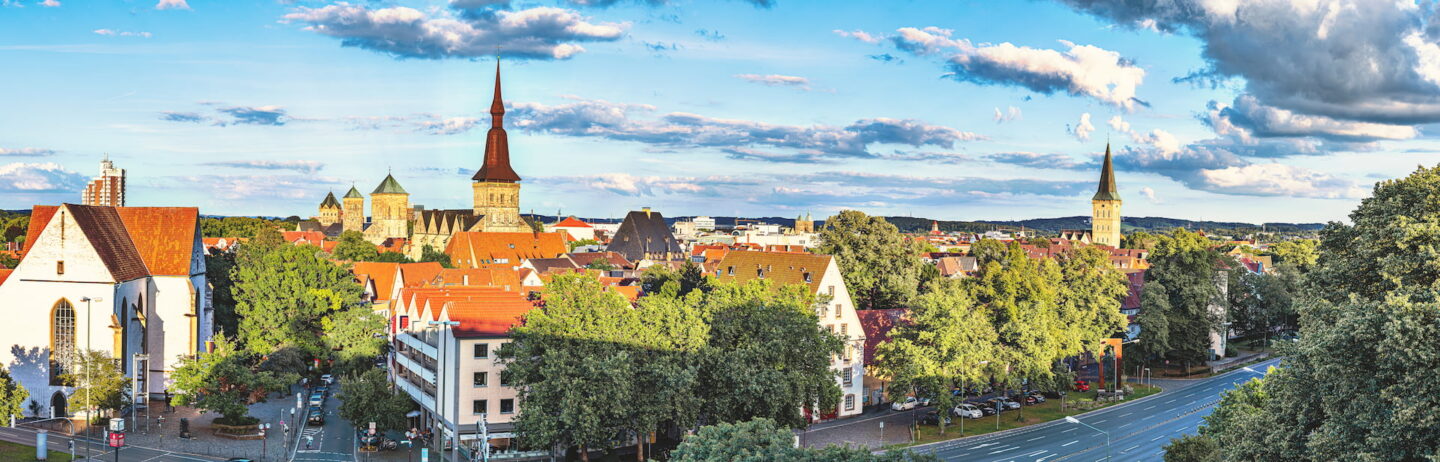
[308,393,324,406]
[953,403,983,419]
[984,398,1011,412]
[1073,380,1091,392]
[320,374,334,385]
[1022,394,1041,405]
[891,397,922,411]
[1000,397,1022,410]
[314,385,330,397]
[919,410,952,426]
[1027,391,1047,404]
[307,406,325,425]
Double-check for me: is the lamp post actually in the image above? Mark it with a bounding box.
[78,296,103,461]
[1064,416,1110,461]
[426,321,460,462]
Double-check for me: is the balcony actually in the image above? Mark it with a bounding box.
[395,373,437,412]
[397,332,438,359]
[393,351,437,384]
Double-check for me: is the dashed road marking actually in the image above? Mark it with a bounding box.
[1062,440,1079,447]
[1027,436,1046,441]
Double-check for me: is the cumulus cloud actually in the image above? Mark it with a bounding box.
[1054,0,1440,124]
[1205,95,1418,142]
[94,29,152,38]
[1132,128,1181,154]
[201,160,324,174]
[1138,186,1160,203]
[0,147,56,156]
[507,97,984,161]
[0,162,86,192]
[1196,163,1365,199]
[1072,112,1095,141]
[994,106,1022,124]
[734,74,811,90]
[155,0,188,10]
[283,3,626,61]
[833,29,880,44]
[883,27,1146,109]
[1107,115,1130,133]
[160,111,206,123]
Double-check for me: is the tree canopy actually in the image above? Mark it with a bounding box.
[0,365,29,420]
[59,350,127,422]
[170,336,293,425]
[670,418,938,462]
[338,369,414,433]
[331,231,379,262]
[1137,229,1225,363]
[815,210,932,310]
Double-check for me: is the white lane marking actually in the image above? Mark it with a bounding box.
[1028,435,1046,441]
[1037,455,1057,462]
[1151,435,1167,441]
[1022,450,1047,457]
[1119,423,1131,429]
[1062,440,1079,447]
[1165,399,1177,404]
[1061,427,1077,433]
[989,446,1019,454]
[1092,419,1108,424]
[1119,412,1133,417]
[968,442,998,450]
[1124,445,1140,453]
[1143,405,1156,410]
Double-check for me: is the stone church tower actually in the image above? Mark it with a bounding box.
[1091,144,1122,247]
[342,186,365,233]
[471,61,528,233]
[366,174,411,242]
[317,192,341,226]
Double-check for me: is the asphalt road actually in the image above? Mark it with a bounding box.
[291,381,359,462]
[0,425,224,461]
[909,357,1283,462]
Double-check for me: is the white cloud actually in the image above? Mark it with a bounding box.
[1073,112,1095,141]
[93,29,153,38]
[1206,95,1418,142]
[155,0,188,10]
[832,29,880,44]
[1139,186,1160,203]
[1107,115,1131,133]
[1133,128,1181,154]
[201,160,324,174]
[891,26,964,55]
[1197,163,1364,199]
[0,147,56,156]
[0,162,86,192]
[283,4,626,61]
[39,0,58,7]
[993,106,1022,124]
[734,74,811,90]
[418,117,483,135]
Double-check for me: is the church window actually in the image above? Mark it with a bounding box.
[51,299,76,384]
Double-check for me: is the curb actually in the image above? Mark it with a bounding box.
[900,386,1171,455]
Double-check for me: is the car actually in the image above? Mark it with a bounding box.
[1027,392,1047,404]
[320,374,334,385]
[952,403,983,419]
[306,407,325,425]
[891,396,921,411]
[314,385,330,396]
[919,410,952,426]
[984,398,1011,412]
[1073,380,1091,392]
[1022,394,1041,405]
[1001,398,1022,410]
[308,393,324,406]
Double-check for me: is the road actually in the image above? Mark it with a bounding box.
[909,357,1282,462]
[0,425,224,461]
[292,380,359,462]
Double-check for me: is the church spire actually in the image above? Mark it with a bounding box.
[473,58,522,183]
[1092,143,1120,201]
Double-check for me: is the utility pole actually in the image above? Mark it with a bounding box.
[79,296,102,462]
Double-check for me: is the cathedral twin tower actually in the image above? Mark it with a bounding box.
[315,61,527,246]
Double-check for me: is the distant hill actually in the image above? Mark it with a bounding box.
[885,215,1326,234]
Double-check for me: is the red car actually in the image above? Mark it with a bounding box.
[1073,380,1091,392]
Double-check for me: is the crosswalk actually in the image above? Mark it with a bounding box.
[298,426,325,452]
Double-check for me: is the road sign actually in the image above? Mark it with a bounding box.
[369,422,376,436]
[107,432,125,448]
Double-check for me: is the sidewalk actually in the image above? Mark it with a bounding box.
[86,391,300,461]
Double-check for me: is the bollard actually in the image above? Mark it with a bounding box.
[36,429,48,460]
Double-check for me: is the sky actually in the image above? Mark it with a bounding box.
[2,0,1439,223]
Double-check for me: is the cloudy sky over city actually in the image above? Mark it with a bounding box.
[2,0,1439,222]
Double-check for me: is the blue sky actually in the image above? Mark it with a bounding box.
[2,0,1438,222]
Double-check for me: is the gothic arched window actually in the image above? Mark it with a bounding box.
[50,299,76,384]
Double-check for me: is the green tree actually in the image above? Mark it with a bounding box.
[816,210,930,309]
[331,231,379,262]
[206,248,240,337]
[316,289,388,375]
[59,350,127,423]
[1226,269,1294,343]
[337,369,414,433]
[1263,239,1318,271]
[200,216,287,239]
[170,336,292,425]
[969,238,1008,266]
[1163,434,1220,462]
[640,260,712,298]
[1054,246,1130,358]
[1144,229,1225,362]
[567,238,601,252]
[1130,280,1173,365]
[1122,231,1160,250]
[373,251,412,263]
[871,279,996,434]
[670,418,938,462]
[1,215,28,243]
[967,242,1064,418]
[0,252,16,269]
[419,244,453,268]
[0,365,30,420]
[231,243,365,358]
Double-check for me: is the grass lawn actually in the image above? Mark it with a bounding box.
[896,385,1163,446]
[0,439,72,461]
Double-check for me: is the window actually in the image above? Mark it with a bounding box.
[473,400,487,415]
[51,300,75,385]
[835,303,842,319]
[474,343,489,358]
[842,367,853,387]
[726,266,734,276]
[500,370,512,386]
[819,305,828,318]
[56,261,64,275]
[844,394,855,411]
[827,286,835,297]
[803,272,812,283]
[840,324,847,336]
[473,372,488,387]
[500,399,515,414]
[757,268,764,279]
[844,344,853,362]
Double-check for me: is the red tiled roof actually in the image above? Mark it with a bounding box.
[445,232,567,269]
[0,268,12,286]
[21,205,58,256]
[67,205,150,282]
[431,268,521,289]
[352,262,400,302]
[283,231,326,244]
[115,207,200,276]
[445,289,538,338]
[554,217,591,228]
[857,308,909,366]
[1121,270,1144,310]
[398,262,445,287]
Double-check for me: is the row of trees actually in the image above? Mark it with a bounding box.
[870,241,1129,432]
[1164,165,1440,461]
[329,230,451,266]
[502,273,846,461]
[177,227,389,425]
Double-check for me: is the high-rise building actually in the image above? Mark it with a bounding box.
[1091,144,1122,248]
[471,61,527,233]
[82,156,125,206]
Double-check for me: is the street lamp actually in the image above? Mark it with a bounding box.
[1065,416,1110,461]
[426,321,460,462]
[78,296,103,461]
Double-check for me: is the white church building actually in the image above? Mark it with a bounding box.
[0,204,212,417]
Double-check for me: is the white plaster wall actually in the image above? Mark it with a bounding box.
[455,338,517,427]
[820,260,865,418]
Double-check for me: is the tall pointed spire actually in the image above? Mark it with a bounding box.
[1092,143,1121,201]
[474,57,522,183]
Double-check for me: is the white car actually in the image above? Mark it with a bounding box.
[892,397,928,411]
[320,374,334,385]
[952,403,983,419]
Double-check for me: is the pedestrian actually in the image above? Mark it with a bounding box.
[306,434,314,449]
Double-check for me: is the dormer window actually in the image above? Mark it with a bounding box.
[727,266,734,276]
[803,272,812,283]
[56,260,64,275]
[757,268,764,279]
